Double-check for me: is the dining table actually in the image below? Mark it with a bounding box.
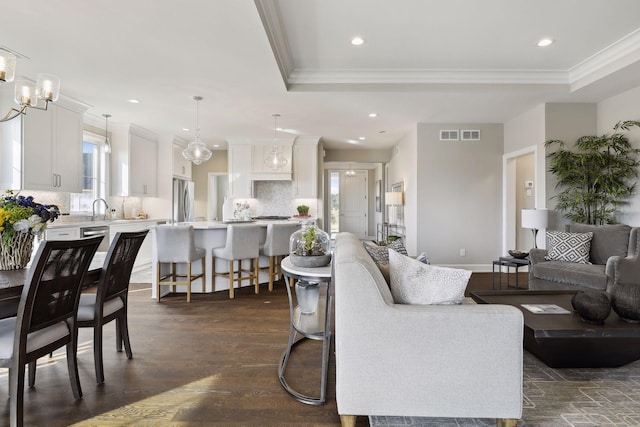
[0,253,105,320]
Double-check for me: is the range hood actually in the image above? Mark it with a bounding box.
[251,172,292,181]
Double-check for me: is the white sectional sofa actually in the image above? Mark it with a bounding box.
[333,232,524,427]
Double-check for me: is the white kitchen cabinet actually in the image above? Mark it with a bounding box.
[173,142,192,179]
[228,143,254,198]
[111,124,158,197]
[109,220,157,267]
[22,101,88,192]
[293,138,320,198]
[45,227,81,240]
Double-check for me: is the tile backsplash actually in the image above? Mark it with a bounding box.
[239,181,316,217]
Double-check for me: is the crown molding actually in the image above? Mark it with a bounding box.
[287,68,569,87]
[254,0,294,88]
[569,28,640,91]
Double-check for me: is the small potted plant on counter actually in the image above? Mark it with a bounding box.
[295,204,310,217]
[289,223,331,268]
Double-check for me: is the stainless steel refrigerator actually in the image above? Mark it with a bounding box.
[173,178,195,223]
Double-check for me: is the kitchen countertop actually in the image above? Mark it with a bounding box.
[47,218,167,229]
[178,220,300,230]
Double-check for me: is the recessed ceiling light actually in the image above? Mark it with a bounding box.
[351,37,365,46]
[213,144,220,148]
[368,113,377,118]
[359,137,365,140]
[128,99,140,104]
[537,38,554,47]
[182,128,190,132]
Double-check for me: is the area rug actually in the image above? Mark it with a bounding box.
[370,351,640,426]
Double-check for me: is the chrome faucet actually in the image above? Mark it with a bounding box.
[92,198,109,221]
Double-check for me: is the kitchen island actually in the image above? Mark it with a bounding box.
[151,220,304,299]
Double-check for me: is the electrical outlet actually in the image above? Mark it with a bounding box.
[459,248,466,256]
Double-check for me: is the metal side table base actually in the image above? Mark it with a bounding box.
[279,257,332,405]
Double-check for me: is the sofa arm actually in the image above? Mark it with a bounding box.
[607,254,640,289]
[528,248,548,266]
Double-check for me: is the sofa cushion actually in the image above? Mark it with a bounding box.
[545,231,593,264]
[568,223,631,265]
[363,240,407,265]
[532,261,607,291]
[388,250,471,305]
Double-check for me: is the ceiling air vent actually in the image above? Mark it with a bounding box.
[439,130,459,141]
[461,130,481,141]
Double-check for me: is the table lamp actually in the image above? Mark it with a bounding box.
[385,192,403,225]
[521,208,548,249]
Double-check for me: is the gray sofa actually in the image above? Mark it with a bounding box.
[333,232,523,427]
[529,223,640,292]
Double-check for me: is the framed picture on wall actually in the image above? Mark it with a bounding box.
[375,179,382,212]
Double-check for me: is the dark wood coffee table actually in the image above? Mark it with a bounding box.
[471,290,640,368]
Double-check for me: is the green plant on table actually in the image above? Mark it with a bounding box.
[296,204,309,215]
[296,225,325,256]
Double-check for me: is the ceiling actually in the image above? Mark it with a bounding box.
[2,0,640,151]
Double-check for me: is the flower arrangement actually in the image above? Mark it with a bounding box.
[0,190,59,248]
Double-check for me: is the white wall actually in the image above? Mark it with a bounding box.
[598,85,640,226]
[416,123,503,268]
[544,103,597,230]
[386,128,418,255]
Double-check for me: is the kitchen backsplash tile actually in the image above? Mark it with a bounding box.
[250,181,311,217]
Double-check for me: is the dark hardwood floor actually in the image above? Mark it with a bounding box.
[0,271,526,427]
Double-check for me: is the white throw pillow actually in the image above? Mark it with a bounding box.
[544,231,593,264]
[388,250,471,305]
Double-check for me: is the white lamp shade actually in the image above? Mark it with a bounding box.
[521,208,548,229]
[385,192,403,206]
[36,74,60,102]
[0,51,17,82]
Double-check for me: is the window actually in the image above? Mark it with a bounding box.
[70,131,107,214]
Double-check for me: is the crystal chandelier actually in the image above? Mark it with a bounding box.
[264,113,288,171]
[103,113,112,154]
[0,49,61,123]
[345,164,356,177]
[182,96,212,165]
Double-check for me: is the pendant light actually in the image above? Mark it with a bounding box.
[182,95,212,165]
[264,113,288,171]
[346,163,356,177]
[102,113,112,154]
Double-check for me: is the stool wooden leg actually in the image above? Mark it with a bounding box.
[156,262,161,302]
[229,260,235,299]
[186,262,192,303]
[254,258,259,294]
[171,263,176,294]
[201,257,206,293]
[269,256,276,291]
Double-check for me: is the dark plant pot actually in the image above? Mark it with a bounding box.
[611,282,640,323]
[290,254,332,268]
[571,290,611,324]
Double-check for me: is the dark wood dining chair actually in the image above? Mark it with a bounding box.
[0,236,102,427]
[77,230,148,384]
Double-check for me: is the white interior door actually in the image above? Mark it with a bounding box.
[339,171,368,239]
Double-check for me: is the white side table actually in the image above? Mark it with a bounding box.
[279,256,332,405]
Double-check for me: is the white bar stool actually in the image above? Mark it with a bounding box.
[259,222,300,291]
[155,225,206,303]
[212,224,260,299]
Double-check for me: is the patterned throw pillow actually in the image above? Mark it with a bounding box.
[363,240,408,264]
[388,250,471,305]
[544,231,594,264]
